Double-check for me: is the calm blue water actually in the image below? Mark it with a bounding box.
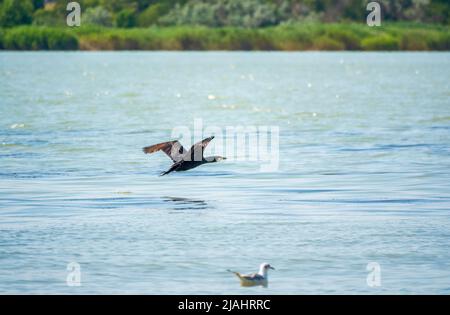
[1,52,450,294]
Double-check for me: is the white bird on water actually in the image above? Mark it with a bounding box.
[228,263,275,288]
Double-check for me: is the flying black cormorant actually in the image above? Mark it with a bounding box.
[143,136,226,176]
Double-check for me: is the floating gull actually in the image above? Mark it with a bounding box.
[228,263,275,288]
[10,123,25,129]
[143,136,226,176]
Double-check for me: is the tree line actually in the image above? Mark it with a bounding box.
[1,0,449,28]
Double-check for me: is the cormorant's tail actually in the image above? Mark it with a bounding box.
[160,162,181,176]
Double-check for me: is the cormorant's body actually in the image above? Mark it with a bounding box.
[176,159,207,171]
[143,136,226,176]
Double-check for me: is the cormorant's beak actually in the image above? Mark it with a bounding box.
[269,266,275,270]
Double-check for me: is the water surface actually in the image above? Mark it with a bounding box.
[1,52,450,294]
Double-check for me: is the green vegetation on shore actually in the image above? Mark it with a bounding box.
[1,23,449,51]
[2,0,450,28]
[1,0,449,51]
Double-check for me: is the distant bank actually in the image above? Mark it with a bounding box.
[1,23,449,51]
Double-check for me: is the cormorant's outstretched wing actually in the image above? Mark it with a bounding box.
[185,136,214,162]
[143,140,185,162]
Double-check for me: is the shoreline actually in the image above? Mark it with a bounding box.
[1,23,449,51]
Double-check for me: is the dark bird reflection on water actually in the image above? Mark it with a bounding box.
[162,196,210,211]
